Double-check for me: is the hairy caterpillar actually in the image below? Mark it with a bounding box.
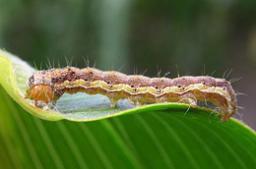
[26,67,238,120]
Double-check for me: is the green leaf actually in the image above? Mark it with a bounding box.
[0,49,256,169]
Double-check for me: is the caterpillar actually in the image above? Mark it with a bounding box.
[26,67,238,120]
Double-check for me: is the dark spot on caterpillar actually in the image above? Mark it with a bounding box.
[28,76,34,85]
[51,78,58,83]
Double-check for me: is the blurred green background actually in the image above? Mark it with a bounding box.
[0,0,255,128]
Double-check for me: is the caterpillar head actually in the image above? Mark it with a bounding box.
[26,84,54,103]
[26,73,54,103]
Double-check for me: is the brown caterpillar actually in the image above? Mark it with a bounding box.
[26,67,238,120]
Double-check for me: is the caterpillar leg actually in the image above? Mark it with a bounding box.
[179,93,197,106]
